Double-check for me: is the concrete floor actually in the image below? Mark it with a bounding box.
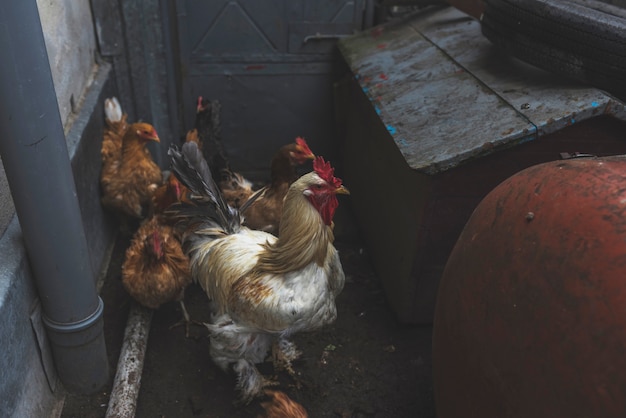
[60,206,435,418]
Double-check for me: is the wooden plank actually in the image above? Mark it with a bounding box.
[338,6,626,174]
[414,7,626,136]
[338,7,535,174]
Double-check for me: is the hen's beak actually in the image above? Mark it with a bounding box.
[335,185,350,195]
[136,129,161,143]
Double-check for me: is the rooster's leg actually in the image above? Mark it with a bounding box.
[233,359,279,405]
[271,339,303,388]
[169,299,204,338]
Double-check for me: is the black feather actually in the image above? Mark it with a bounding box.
[167,142,241,236]
[169,143,211,200]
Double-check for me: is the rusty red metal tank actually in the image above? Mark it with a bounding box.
[433,155,626,417]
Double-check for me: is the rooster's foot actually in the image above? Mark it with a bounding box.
[168,300,204,338]
[168,318,205,338]
[233,359,279,406]
[272,339,303,388]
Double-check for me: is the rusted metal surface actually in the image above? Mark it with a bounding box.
[433,155,626,417]
[338,6,626,174]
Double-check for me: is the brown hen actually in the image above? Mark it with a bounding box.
[121,166,197,335]
[152,170,190,217]
[218,169,255,209]
[121,215,193,333]
[241,137,315,235]
[100,97,163,219]
[258,390,308,418]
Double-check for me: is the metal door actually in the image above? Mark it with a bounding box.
[174,0,373,177]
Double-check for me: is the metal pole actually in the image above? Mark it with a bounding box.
[0,1,109,393]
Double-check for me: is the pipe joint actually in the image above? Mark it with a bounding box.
[42,296,109,394]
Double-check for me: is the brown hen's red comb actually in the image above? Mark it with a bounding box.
[295,137,313,155]
[151,230,163,258]
[313,156,342,188]
[196,96,208,113]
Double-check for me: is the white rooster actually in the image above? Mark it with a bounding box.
[167,142,348,403]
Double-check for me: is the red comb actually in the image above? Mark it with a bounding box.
[295,137,313,155]
[313,156,342,188]
[151,230,163,258]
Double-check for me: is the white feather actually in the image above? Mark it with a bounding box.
[104,96,122,122]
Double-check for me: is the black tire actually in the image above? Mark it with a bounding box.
[481,0,626,98]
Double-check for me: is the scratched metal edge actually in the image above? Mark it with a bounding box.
[338,8,536,174]
[188,61,335,76]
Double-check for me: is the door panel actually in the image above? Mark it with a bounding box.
[175,0,371,176]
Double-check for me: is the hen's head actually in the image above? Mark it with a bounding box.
[131,122,160,143]
[297,157,349,226]
[288,137,315,165]
[153,173,187,213]
[196,96,210,113]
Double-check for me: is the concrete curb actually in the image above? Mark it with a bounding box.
[105,303,153,418]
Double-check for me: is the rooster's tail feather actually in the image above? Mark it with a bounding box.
[167,142,241,237]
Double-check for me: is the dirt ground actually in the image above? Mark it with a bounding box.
[60,208,435,418]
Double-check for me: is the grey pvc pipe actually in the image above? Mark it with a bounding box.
[0,1,108,393]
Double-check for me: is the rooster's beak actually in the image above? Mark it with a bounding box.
[335,185,350,195]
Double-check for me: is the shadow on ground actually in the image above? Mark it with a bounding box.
[61,210,434,418]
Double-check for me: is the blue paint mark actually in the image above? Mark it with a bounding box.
[362,86,369,94]
[386,125,397,135]
[374,105,381,116]
[571,118,576,124]
[591,101,599,107]
[355,74,361,80]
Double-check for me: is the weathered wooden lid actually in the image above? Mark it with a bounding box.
[338,6,626,175]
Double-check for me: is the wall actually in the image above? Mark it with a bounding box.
[36,0,98,130]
